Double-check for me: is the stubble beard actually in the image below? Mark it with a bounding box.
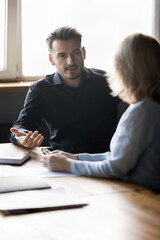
[63,65,84,81]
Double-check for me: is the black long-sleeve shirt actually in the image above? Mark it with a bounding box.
[10,68,120,153]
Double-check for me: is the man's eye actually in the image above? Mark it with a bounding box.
[59,54,65,58]
[73,50,81,55]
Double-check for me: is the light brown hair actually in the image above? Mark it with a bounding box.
[108,33,160,103]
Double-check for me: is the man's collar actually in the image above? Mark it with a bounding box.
[52,68,91,86]
[82,67,91,79]
[52,72,63,85]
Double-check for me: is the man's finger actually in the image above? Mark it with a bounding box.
[10,128,23,136]
[22,131,33,142]
[24,133,44,148]
[35,136,44,147]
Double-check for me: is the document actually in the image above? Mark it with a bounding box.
[0,165,77,178]
[0,189,88,215]
[29,167,78,177]
[0,175,51,193]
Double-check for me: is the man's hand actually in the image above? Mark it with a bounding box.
[10,127,44,148]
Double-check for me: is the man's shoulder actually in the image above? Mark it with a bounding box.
[85,68,121,105]
[85,68,106,79]
[30,73,55,90]
[89,68,106,76]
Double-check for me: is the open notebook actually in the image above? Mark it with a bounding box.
[0,143,30,165]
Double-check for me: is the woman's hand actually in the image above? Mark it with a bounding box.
[40,151,76,172]
[51,150,78,160]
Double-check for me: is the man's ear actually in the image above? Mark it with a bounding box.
[82,47,86,60]
[48,53,55,66]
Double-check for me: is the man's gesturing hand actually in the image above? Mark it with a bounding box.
[10,128,44,148]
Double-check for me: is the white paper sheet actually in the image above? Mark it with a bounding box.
[0,165,77,178]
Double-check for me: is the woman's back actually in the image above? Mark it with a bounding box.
[123,99,160,192]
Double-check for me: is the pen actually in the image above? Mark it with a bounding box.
[15,136,26,139]
[15,130,29,139]
[41,148,52,155]
[15,134,34,140]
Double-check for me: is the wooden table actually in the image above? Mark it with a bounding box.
[0,144,160,240]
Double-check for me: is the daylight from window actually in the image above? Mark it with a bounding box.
[0,0,6,70]
[22,0,153,76]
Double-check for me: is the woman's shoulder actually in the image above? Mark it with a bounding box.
[120,99,160,129]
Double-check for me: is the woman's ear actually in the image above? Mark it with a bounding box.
[48,53,55,66]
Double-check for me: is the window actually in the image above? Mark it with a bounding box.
[0,0,20,80]
[0,0,158,81]
[0,0,6,70]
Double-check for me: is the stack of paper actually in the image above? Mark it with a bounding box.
[0,175,51,193]
[0,173,88,215]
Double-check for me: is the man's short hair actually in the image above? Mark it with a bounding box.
[46,26,82,52]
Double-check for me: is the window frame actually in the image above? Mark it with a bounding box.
[153,0,160,40]
[0,0,21,81]
[0,0,159,82]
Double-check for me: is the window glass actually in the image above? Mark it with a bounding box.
[22,0,153,76]
[0,0,6,70]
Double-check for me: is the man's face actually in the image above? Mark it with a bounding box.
[49,38,86,85]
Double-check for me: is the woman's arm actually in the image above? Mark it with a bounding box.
[40,101,153,178]
[70,103,153,178]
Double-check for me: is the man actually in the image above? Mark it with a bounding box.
[10,26,120,153]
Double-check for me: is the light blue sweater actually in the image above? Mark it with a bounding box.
[70,99,160,192]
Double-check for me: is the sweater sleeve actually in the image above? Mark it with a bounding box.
[70,103,153,178]
[78,152,109,162]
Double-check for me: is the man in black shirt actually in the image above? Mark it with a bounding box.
[10,26,120,153]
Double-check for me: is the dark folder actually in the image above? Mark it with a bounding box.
[0,188,88,215]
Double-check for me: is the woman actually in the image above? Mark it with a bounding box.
[41,33,160,192]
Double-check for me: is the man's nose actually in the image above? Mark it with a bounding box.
[67,55,74,65]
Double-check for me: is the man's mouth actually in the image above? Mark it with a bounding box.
[65,65,78,71]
